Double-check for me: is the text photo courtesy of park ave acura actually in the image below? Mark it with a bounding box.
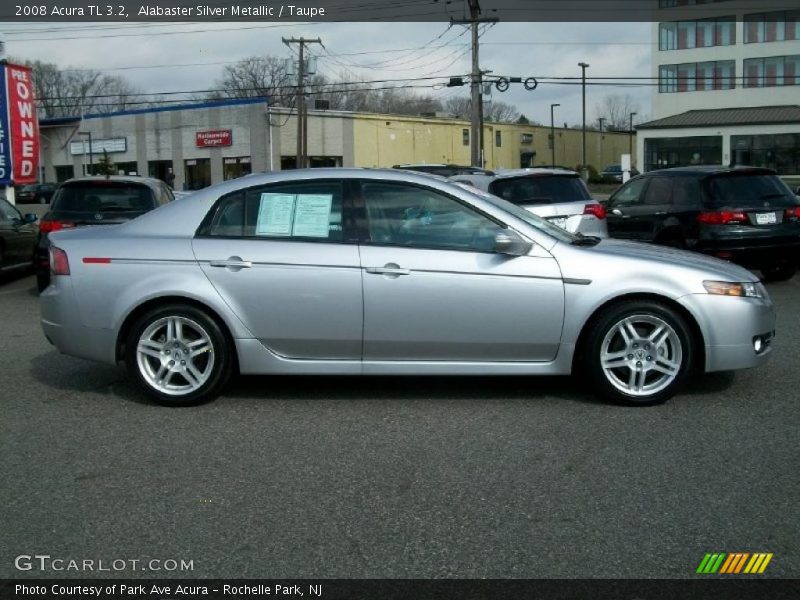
[1,1,800,599]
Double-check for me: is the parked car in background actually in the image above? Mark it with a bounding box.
[16,183,58,204]
[40,168,774,408]
[0,196,38,277]
[605,166,800,281]
[450,168,608,238]
[392,163,494,177]
[36,176,175,291]
[601,164,639,182]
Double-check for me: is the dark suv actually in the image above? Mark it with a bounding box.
[36,176,174,291]
[605,166,800,281]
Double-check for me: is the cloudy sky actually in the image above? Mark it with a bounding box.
[0,20,653,126]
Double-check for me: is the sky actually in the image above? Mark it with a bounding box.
[0,20,654,126]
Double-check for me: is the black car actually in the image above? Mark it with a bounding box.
[392,164,494,177]
[36,176,175,291]
[605,166,800,281]
[16,183,57,204]
[0,196,38,278]
[600,164,639,182]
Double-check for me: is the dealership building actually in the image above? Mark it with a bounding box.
[39,98,633,191]
[638,1,800,174]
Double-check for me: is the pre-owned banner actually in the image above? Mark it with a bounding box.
[4,63,40,185]
[0,65,12,185]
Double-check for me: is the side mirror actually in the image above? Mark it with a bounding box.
[494,230,532,256]
[23,213,39,223]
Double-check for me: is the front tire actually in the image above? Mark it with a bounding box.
[584,301,694,406]
[125,304,233,406]
[761,263,795,282]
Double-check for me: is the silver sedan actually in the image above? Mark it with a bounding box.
[40,169,775,407]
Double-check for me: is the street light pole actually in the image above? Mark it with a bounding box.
[578,62,589,173]
[598,117,606,168]
[550,103,560,167]
[629,111,638,167]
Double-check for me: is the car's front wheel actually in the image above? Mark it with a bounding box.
[584,301,694,406]
[125,304,233,406]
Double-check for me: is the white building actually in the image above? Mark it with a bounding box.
[638,0,800,174]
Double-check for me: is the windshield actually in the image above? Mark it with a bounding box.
[52,182,156,213]
[460,184,579,244]
[488,175,591,205]
[706,173,799,208]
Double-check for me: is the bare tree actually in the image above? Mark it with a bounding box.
[19,59,143,117]
[213,56,294,107]
[443,96,521,123]
[593,93,642,131]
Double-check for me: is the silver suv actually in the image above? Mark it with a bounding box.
[450,168,608,238]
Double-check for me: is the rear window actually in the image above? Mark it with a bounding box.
[488,175,591,205]
[706,173,798,209]
[52,182,156,213]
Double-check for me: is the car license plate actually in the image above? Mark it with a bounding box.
[549,217,568,229]
[755,212,777,225]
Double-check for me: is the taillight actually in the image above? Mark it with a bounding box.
[39,219,75,234]
[785,206,800,220]
[583,203,607,220]
[50,247,70,276]
[697,211,748,225]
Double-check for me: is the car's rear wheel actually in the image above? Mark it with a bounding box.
[760,263,795,282]
[584,301,694,406]
[125,304,233,406]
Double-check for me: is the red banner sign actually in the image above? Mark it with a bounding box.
[5,64,39,185]
[196,129,232,148]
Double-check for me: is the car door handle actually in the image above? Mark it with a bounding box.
[209,257,252,269]
[654,211,667,215]
[365,264,410,276]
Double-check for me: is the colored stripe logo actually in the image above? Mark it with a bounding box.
[697,553,773,574]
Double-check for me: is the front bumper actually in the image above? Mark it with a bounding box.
[40,276,117,365]
[679,292,776,373]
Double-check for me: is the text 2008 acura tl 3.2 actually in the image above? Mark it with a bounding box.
[40,169,775,407]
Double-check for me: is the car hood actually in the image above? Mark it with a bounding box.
[582,239,759,282]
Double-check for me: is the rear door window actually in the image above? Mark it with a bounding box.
[642,177,673,205]
[52,182,157,213]
[488,175,590,205]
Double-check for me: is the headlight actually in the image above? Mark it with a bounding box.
[703,280,764,298]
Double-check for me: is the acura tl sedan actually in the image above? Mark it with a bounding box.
[40,169,775,407]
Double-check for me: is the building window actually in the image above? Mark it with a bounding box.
[744,55,800,87]
[731,134,800,175]
[223,156,252,180]
[659,16,735,50]
[659,60,734,92]
[462,129,469,146]
[644,136,722,172]
[745,11,800,43]
[184,158,211,190]
[495,130,502,147]
[54,165,74,183]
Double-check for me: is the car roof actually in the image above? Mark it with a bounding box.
[644,165,777,177]
[59,175,165,191]
[484,167,579,180]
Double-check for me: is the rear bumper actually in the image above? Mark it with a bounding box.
[695,235,800,268]
[40,277,117,365]
[679,293,776,373]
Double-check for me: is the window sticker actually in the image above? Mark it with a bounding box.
[292,194,333,238]
[256,193,295,236]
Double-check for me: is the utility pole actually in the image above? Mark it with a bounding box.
[578,62,589,175]
[629,111,637,167]
[550,103,560,167]
[453,1,497,167]
[283,37,321,169]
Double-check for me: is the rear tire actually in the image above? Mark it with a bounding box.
[125,304,233,406]
[583,300,694,406]
[761,263,795,282]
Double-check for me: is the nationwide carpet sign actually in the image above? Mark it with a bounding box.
[0,63,40,186]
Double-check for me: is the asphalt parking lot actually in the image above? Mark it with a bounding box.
[1,270,798,579]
